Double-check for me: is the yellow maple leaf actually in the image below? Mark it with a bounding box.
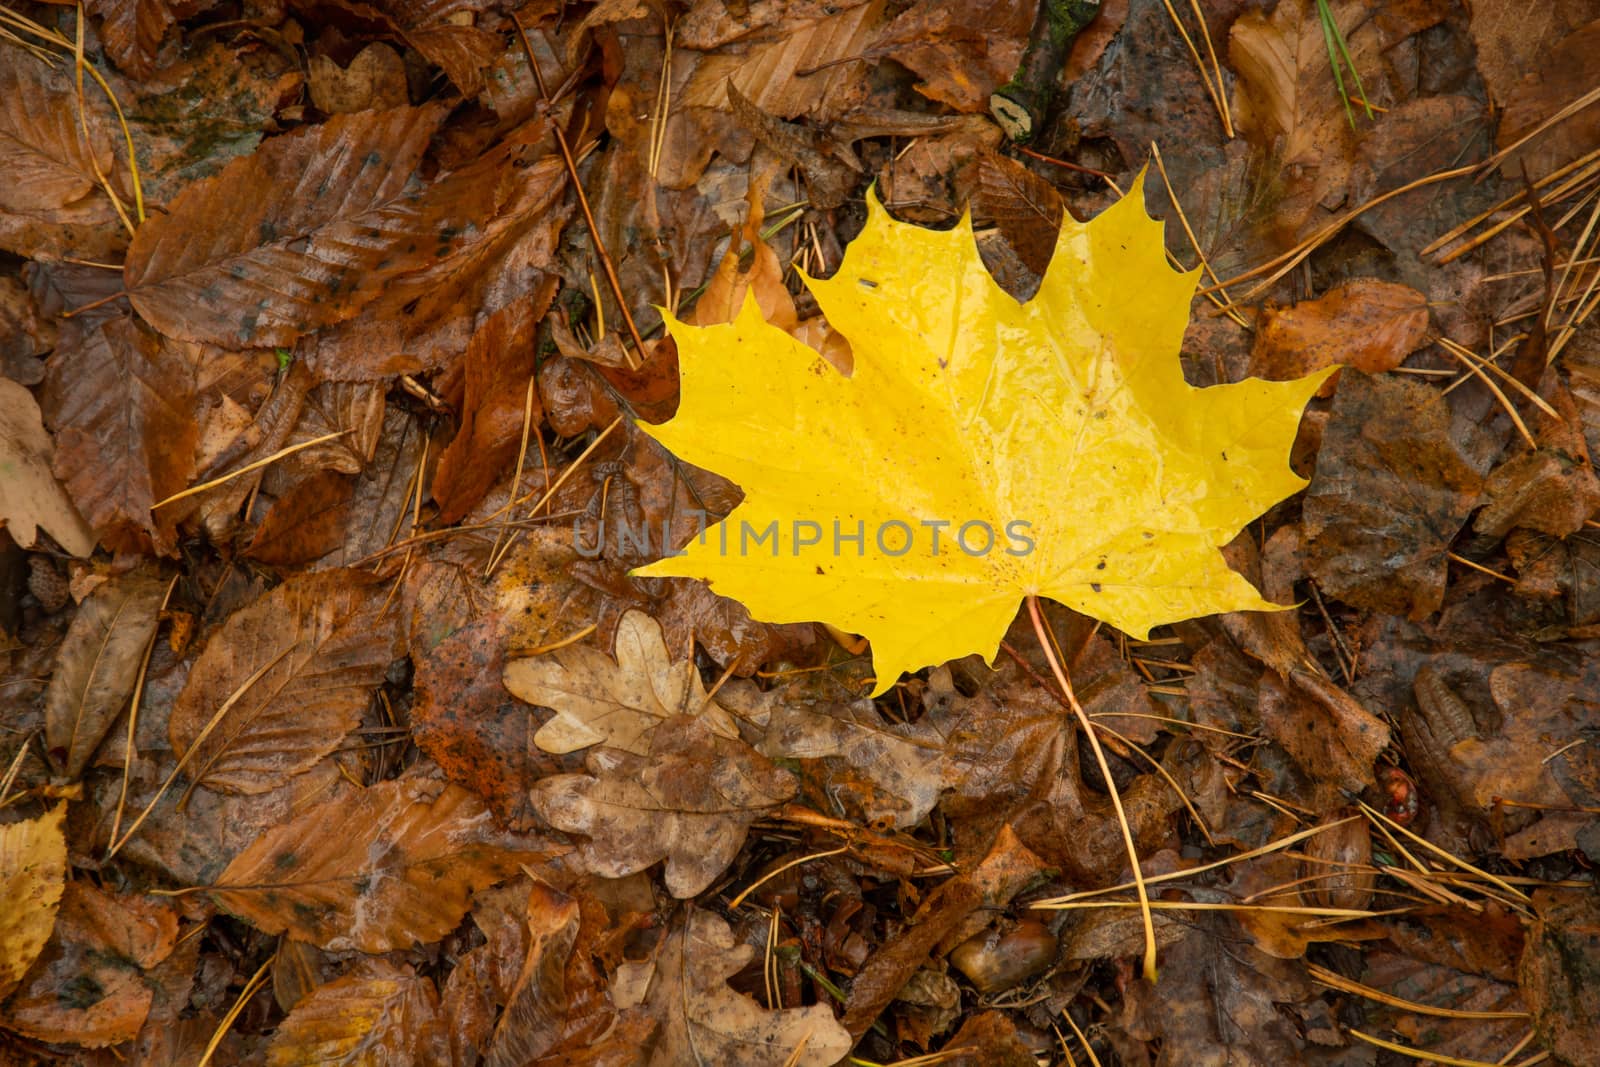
[636,178,1331,696]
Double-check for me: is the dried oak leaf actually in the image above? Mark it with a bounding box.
[39,313,197,556]
[124,105,481,348]
[44,569,167,779]
[0,802,67,1002]
[529,715,795,898]
[1303,371,1491,619]
[636,180,1329,695]
[505,609,740,756]
[212,778,563,952]
[265,962,447,1067]
[168,568,403,796]
[1,881,178,1048]
[0,378,94,557]
[612,909,851,1067]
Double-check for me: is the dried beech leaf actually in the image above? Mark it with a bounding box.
[85,0,180,78]
[0,378,95,556]
[212,778,561,952]
[530,716,795,898]
[505,609,740,756]
[245,471,355,567]
[124,106,459,347]
[44,569,167,778]
[1250,280,1430,386]
[613,909,851,1066]
[168,568,402,795]
[0,802,68,1002]
[1,881,178,1048]
[265,965,445,1067]
[39,314,198,555]
[433,299,544,525]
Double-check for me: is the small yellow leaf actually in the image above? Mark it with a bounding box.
[0,801,68,1001]
[636,176,1331,695]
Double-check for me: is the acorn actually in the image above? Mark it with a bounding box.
[948,920,1057,995]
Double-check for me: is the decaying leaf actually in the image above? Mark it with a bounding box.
[265,962,446,1067]
[124,105,461,347]
[505,609,739,756]
[39,314,197,556]
[613,909,851,1066]
[44,569,167,778]
[1249,280,1431,387]
[0,802,68,1002]
[0,378,95,557]
[638,179,1330,694]
[168,568,403,795]
[0,881,178,1048]
[212,778,562,952]
[530,715,795,898]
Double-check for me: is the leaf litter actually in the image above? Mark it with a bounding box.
[2,0,1600,1064]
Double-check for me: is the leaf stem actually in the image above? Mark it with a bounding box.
[1025,594,1158,981]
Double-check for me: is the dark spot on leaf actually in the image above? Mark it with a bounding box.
[1091,583,1102,592]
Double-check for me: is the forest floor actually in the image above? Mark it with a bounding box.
[3,0,1600,1064]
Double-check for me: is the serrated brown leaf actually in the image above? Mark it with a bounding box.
[530,716,795,898]
[433,299,545,525]
[504,610,739,757]
[0,58,125,260]
[0,882,178,1048]
[168,568,402,795]
[613,909,850,1067]
[39,314,197,555]
[265,963,446,1067]
[124,106,463,347]
[245,471,354,567]
[44,569,167,778]
[0,802,67,1002]
[970,151,1064,278]
[0,378,95,557]
[869,0,1033,113]
[211,778,562,952]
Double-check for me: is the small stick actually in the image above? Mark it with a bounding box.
[991,1,1102,143]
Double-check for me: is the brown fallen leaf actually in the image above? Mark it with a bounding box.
[1495,19,1600,176]
[39,313,198,556]
[1302,371,1492,619]
[612,908,851,1066]
[530,715,795,898]
[505,609,740,757]
[433,298,545,525]
[1521,888,1600,1066]
[0,378,95,557]
[307,42,410,114]
[0,56,126,260]
[212,777,563,952]
[970,150,1064,279]
[244,471,355,567]
[0,881,178,1048]
[265,961,447,1067]
[44,569,167,779]
[125,105,454,347]
[0,802,67,1002]
[1249,280,1431,388]
[167,568,403,796]
[868,0,1033,113]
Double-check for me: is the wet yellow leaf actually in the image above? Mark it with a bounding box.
[0,801,68,1001]
[637,177,1331,695]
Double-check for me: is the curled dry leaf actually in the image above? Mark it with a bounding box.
[125,105,457,347]
[168,568,403,796]
[44,569,167,779]
[0,881,178,1048]
[1249,280,1431,388]
[0,802,68,1002]
[212,778,563,953]
[530,715,795,898]
[613,909,851,1067]
[265,963,446,1067]
[505,609,740,756]
[39,314,197,556]
[0,378,95,557]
